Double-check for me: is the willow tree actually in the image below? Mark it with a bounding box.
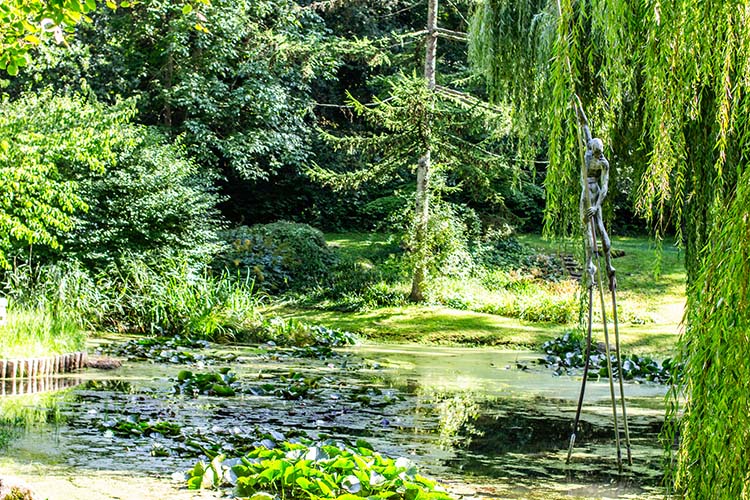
[470,1,750,498]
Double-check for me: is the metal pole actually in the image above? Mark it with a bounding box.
[611,288,633,464]
[590,226,623,472]
[566,283,594,463]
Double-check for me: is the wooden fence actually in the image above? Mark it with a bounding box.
[0,352,87,380]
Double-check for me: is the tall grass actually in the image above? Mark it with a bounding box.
[99,256,262,341]
[1,255,265,351]
[0,309,85,358]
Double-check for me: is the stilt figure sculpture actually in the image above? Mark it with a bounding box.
[566,96,632,471]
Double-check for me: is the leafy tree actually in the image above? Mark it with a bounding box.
[0,90,221,270]
[19,0,336,184]
[470,1,750,497]
[0,0,208,75]
[61,131,221,268]
[0,89,132,268]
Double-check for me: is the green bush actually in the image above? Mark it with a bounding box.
[214,222,337,292]
[61,131,221,268]
[1,91,221,270]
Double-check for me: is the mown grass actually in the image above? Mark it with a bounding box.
[269,232,686,355]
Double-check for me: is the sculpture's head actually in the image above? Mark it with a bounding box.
[589,138,604,159]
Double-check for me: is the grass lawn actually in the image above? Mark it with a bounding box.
[269,232,685,355]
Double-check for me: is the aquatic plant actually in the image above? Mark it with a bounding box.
[173,368,238,397]
[259,318,357,349]
[252,372,321,400]
[186,439,454,500]
[101,415,182,438]
[539,333,678,383]
[97,336,240,365]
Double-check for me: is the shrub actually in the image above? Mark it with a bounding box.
[214,222,337,292]
[0,90,221,270]
[61,131,221,268]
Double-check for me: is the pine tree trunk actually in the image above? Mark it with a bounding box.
[410,0,438,302]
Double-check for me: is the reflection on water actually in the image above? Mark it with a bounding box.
[0,385,77,449]
[1,342,667,499]
[1,376,82,397]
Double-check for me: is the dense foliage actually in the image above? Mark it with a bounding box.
[470,1,750,497]
[664,166,750,499]
[187,439,453,500]
[214,222,337,292]
[0,91,221,269]
[0,90,130,268]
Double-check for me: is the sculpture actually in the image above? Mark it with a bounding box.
[576,103,615,291]
[567,96,631,471]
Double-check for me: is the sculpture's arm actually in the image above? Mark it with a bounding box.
[595,157,610,209]
[574,96,593,145]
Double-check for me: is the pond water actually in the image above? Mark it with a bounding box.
[0,341,667,500]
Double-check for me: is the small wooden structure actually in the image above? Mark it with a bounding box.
[0,352,87,380]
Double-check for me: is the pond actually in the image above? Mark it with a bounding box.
[0,340,667,500]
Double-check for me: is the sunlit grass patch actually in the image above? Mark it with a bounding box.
[0,309,86,358]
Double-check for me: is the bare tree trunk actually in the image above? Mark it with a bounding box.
[410,0,438,302]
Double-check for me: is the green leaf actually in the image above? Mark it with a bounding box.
[295,477,313,491]
[186,476,202,490]
[7,64,18,76]
[182,3,193,14]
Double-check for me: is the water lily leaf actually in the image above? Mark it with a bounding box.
[315,478,333,496]
[187,475,202,490]
[270,430,286,441]
[353,455,371,472]
[304,446,326,461]
[201,467,217,489]
[369,470,386,487]
[212,384,236,396]
[296,477,313,491]
[342,475,362,493]
[249,493,276,500]
[223,468,239,486]
[331,456,355,470]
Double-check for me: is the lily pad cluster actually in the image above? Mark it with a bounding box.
[101,415,182,438]
[178,427,310,460]
[539,333,678,383]
[251,372,321,400]
[186,438,454,500]
[351,386,405,408]
[173,368,239,397]
[97,335,241,365]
